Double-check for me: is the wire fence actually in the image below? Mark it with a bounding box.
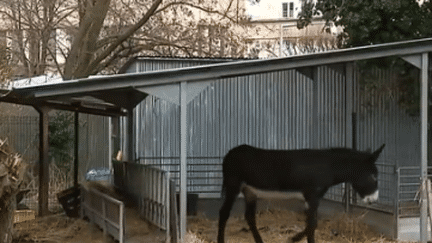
[0,114,110,213]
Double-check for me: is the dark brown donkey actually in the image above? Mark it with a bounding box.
[218,144,385,243]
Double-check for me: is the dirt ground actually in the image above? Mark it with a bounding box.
[13,208,409,243]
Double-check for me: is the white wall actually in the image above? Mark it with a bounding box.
[246,0,305,20]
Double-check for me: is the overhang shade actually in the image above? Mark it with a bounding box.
[1,37,432,113]
[0,84,147,116]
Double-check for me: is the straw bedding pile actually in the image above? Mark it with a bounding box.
[13,208,405,243]
[187,209,404,243]
[14,214,96,243]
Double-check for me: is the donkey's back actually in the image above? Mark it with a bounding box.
[222,144,366,192]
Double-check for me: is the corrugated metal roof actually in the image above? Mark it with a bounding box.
[1,37,432,116]
[118,55,254,74]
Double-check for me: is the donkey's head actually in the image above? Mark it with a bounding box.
[350,144,385,204]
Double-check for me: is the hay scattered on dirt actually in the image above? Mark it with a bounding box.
[185,231,207,243]
[187,209,403,243]
[13,208,408,243]
[13,207,165,243]
[13,213,105,243]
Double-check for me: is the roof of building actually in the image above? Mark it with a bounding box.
[1,37,431,116]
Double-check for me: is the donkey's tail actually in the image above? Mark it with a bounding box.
[220,179,227,201]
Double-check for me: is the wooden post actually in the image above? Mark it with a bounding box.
[127,109,134,162]
[36,106,50,216]
[170,179,179,243]
[426,179,432,240]
[74,111,79,187]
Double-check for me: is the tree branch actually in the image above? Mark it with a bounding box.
[83,0,163,76]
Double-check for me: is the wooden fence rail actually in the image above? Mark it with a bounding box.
[81,186,125,243]
[113,161,178,243]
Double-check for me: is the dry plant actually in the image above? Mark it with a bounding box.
[185,231,206,243]
[21,161,74,212]
[0,138,27,243]
[188,208,403,243]
[320,212,394,243]
[0,43,12,85]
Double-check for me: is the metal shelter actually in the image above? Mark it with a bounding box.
[1,37,432,242]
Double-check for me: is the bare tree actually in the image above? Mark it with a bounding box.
[0,42,12,84]
[0,0,250,80]
[0,0,73,78]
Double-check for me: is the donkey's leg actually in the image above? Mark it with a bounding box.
[291,197,320,243]
[304,199,319,243]
[217,179,241,243]
[243,185,263,243]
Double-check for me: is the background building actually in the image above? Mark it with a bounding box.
[244,0,341,58]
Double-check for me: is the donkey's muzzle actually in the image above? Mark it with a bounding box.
[362,190,379,204]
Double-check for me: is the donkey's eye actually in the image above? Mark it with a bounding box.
[370,174,377,182]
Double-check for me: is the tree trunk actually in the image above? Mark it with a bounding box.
[63,0,111,80]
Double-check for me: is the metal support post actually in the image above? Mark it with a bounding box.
[179,81,188,242]
[345,62,355,212]
[420,52,429,243]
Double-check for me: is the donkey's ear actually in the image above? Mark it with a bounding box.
[371,144,385,161]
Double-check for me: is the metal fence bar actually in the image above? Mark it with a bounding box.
[81,186,125,243]
[396,166,432,218]
[138,157,397,210]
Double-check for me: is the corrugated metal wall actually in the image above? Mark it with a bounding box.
[78,114,111,178]
[125,58,421,210]
[354,68,420,208]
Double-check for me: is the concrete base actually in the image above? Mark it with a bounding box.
[196,197,397,239]
[398,217,431,242]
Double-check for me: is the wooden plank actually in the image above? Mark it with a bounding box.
[74,112,79,187]
[426,179,432,239]
[170,179,179,243]
[36,106,50,216]
[80,187,125,243]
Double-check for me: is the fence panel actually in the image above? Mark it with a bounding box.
[397,166,422,218]
[0,114,110,213]
[113,161,175,242]
[81,186,125,243]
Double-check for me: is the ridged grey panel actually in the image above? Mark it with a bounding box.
[126,58,421,211]
[78,114,111,179]
[132,68,348,194]
[355,68,420,208]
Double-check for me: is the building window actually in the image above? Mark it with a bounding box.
[282,2,294,18]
